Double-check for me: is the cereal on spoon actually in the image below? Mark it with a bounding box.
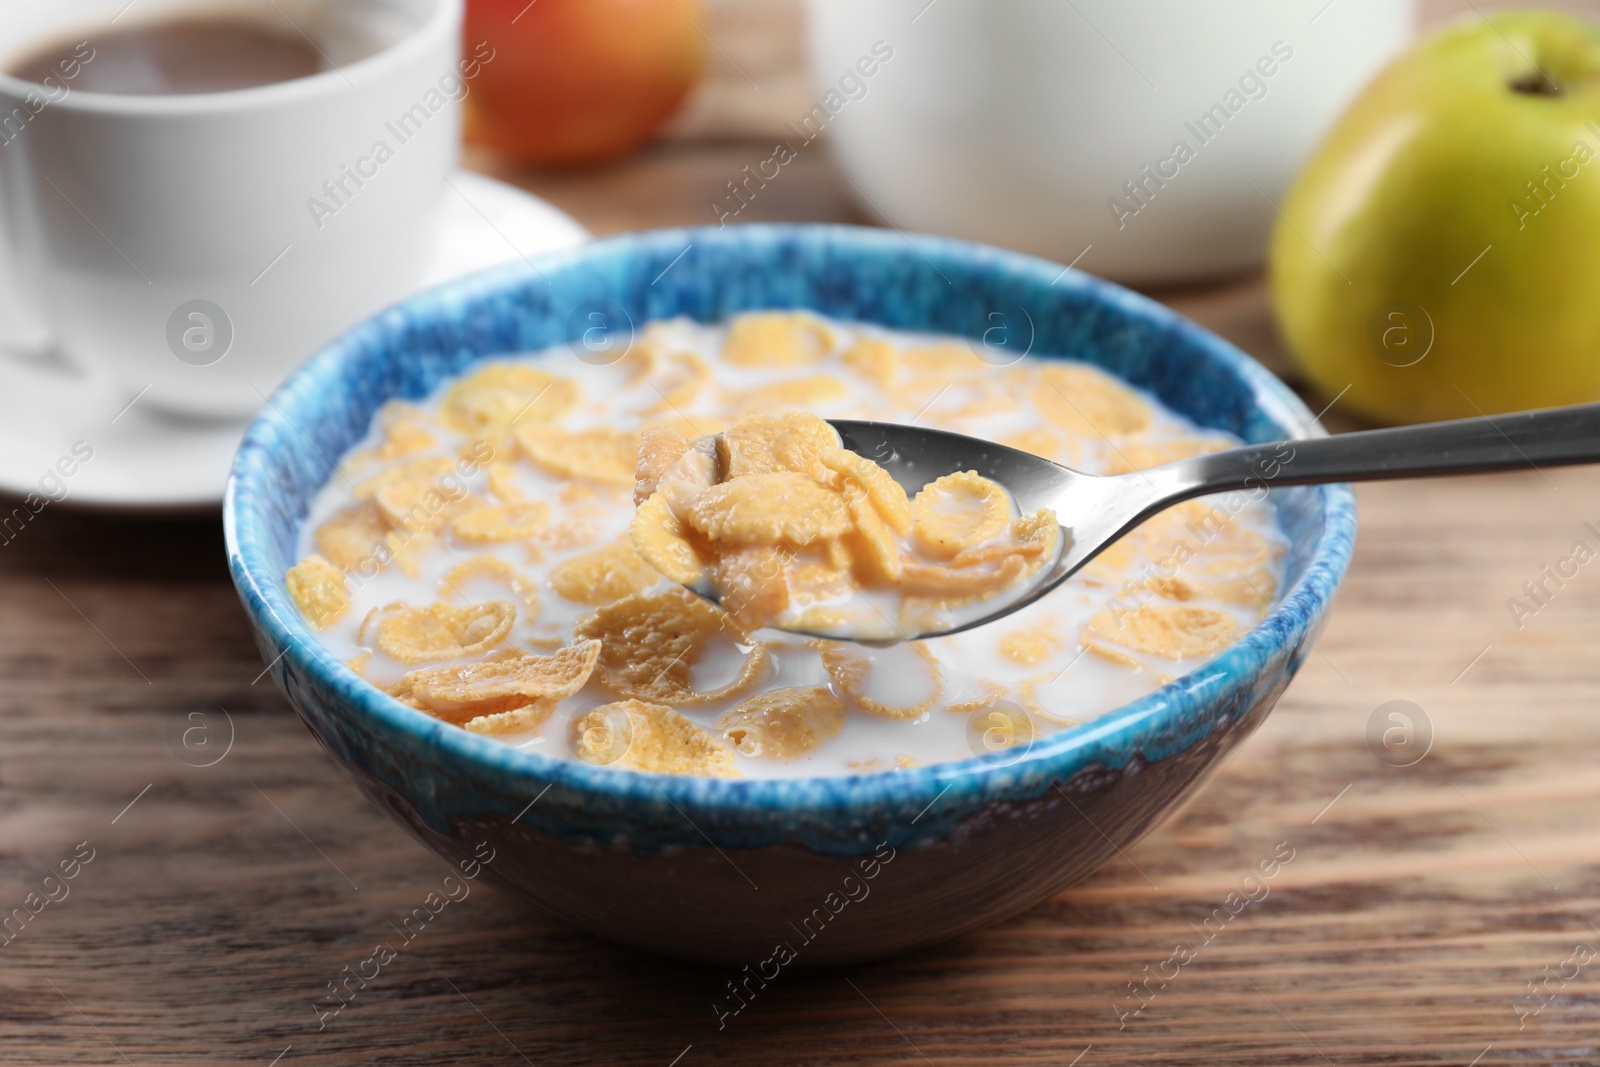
[628,411,1062,639]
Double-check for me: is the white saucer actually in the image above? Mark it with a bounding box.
[0,172,588,513]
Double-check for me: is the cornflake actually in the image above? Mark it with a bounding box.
[902,343,988,377]
[818,641,942,719]
[910,471,1013,560]
[285,555,350,629]
[397,640,601,721]
[630,491,709,587]
[787,561,853,606]
[640,351,711,414]
[440,363,580,436]
[793,607,848,632]
[948,390,1022,420]
[315,501,389,570]
[1034,363,1152,437]
[384,529,435,578]
[687,472,850,546]
[540,519,604,553]
[516,425,639,486]
[713,546,791,633]
[841,337,899,390]
[549,538,662,606]
[464,699,559,735]
[998,619,1063,666]
[573,590,767,705]
[719,412,842,484]
[634,425,692,505]
[375,600,517,664]
[1082,503,1275,598]
[1141,571,1276,611]
[947,681,1008,716]
[1082,603,1239,661]
[840,481,902,584]
[377,418,436,459]
[723,375,849,412]
[821,445,911,532]
[899,510,1060,603]
[438,556,541,613]
[722,311,834,367]
[571,699,739,777]
[355,456,455,501]
[343,409,436,474]
[484,462,527,502]
[618,322,669,382]
[371,465,471,535]
[451,501,551,543]
[718,687,845,759]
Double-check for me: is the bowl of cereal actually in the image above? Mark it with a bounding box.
[226,224,1354,965]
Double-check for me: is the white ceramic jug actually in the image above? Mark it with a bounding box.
[806,0,1414,284]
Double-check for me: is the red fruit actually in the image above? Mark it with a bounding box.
[463,0,707,167]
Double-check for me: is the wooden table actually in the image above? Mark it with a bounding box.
[7,2,1600,1063]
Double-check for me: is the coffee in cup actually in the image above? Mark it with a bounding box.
[0,0,463,417]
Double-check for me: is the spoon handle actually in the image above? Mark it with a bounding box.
[1164,401,1600,498]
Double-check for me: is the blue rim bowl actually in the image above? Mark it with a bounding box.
[225,224,1356,966]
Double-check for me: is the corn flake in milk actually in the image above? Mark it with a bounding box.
[288,311,1286,778]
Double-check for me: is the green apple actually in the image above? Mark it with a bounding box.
[1271,10,1600,424]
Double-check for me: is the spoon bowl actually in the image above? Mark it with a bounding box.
[828,419,1156,639]
[689,403,1600,643]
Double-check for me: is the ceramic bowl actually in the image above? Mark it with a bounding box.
[225,224,1355,966]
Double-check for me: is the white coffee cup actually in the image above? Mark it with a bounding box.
[807,0,1414,285]
[0,0,465,418]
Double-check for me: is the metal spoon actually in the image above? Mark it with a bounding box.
[689,403,1600,642]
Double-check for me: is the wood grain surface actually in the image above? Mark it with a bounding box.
[6,2,1600,1064]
